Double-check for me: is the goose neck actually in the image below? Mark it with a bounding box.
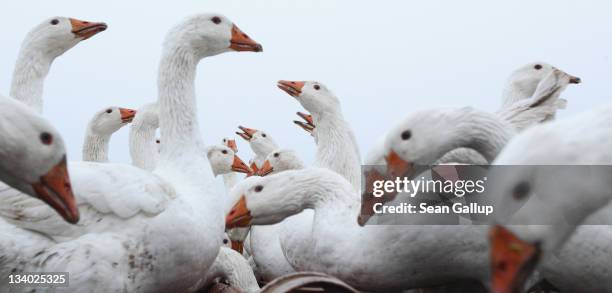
[454,111,513,163]
[82,132,110,162]
[10,49,52,113]
[157,45,200,159]
[129,122,158,170]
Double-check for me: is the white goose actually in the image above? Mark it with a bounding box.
[384,63,578,166]
[0,94,78,222]
[83,106,136,162]
[0,13,263,292]
[10,17,106,113]
[489,104,612,293]
[278,80,361,190]
[236,126,278,172]
[129,103,159,171]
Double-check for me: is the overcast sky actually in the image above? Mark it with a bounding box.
[1,0,611,167]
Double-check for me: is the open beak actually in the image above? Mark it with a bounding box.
[226,196,252,229]
[119,108,137,123]
[229,24,263,52]
[70,18,107,40]
[31,156,79,224]
[257,160,274,176]
[277,80,305,98]
[236,126,257,141]
[385,150,414,178]
[247,162,259,177]
[490,225,540,293]
[231,240,244,254]
[225,139,238,153]
[294,112,315,134]
[232,155,252,174]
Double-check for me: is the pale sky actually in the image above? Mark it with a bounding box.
[1,0,611,167]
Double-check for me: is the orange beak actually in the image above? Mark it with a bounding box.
[225,139,238,153]
[277,80,305,97]
[294,112,315,134]
[229,24,263,52]
[247,162,259,177]
[31,156,79,224]
[490,225,540,293]
[232,155,252,174]
[236,126,258,141]
[256,160,274,176]
[70,18,107,40]
[568,75,581,84]
[385,150,414,178]
[119,108,137,123]
[231,240,244,254]
[226,196,252,229]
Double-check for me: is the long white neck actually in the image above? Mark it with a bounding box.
[10,46,53,113]
[157,45,201,160]
[129,104,159,171]
[499,81,536,109]
[452,111,514,163]
[82,130,111,162]
[277,169,358,215]
[313,111,361,192]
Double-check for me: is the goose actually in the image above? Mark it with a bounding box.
[226,168,492,292]
[83,106,136,162]
[10,17,107,113]
[248,149,304,281]
[129,103,159,170]
[206,144,252,177]
[0,94,78,223]
[278,80,361,190]
[0,13,263,292]
[405,63,578,166]
[236,126,278,172]
[488,104,612,293]
[219,137,246,190]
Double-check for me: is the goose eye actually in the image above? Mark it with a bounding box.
[262,133,267,138]
[273,153,279,158]
[512,181,531,200]
[50,19,59,25]
[106,109,112,114]
[534,64,543,70]
[156,139,160,144]
[314,85,320,90]
[254,185,264,192]
[211,16,222,24]
[222,150,228,154]
[40,132,53,145]
[223,239,228,244]
[400,130,412,140]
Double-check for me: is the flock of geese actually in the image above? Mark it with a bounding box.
[0,12,610,293]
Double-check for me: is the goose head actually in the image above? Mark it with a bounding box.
[502,62,580,106]
[381,107,475,178]
[206,145,252,176]
[0,97,78,223]
[277,81,341,116]
[293,112,315,135]
[166,13,262,58]
[257,149,304,176]
[226,174,303,229]
[488,127,610,293]
[88,106,136,136]
[21,17,107,59]
[236,126,277,156]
